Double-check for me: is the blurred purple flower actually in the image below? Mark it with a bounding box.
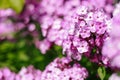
[0,9,15,18]
[0,10,15,40]
[0,68,16,80]
[102,3,120,69]
[0,66,42,80]
[16,66,41,80]
[109,73,120,80]
[35,39,51,54]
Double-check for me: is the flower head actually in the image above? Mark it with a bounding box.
[62,6,111,62]
[41,57,88,80]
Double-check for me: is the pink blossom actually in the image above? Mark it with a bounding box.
[41,57,88,80]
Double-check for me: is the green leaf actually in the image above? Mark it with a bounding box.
[0,0,10,9]
[8,0,25,13]
[18,51,29,61]
[0,0,25,13]
[98,66,106,80]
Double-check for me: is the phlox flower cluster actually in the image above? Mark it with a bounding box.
[0,57,88,80]
[40,57,88,80]
[62,6,111,62]
[38,0,114,54]
[0,66,41,80]
[0,0,114,53]
[38,0,81,53]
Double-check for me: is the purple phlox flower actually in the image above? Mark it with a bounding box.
[40,57,88,80]
[109,73,120,80]
[62,6,111,62]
